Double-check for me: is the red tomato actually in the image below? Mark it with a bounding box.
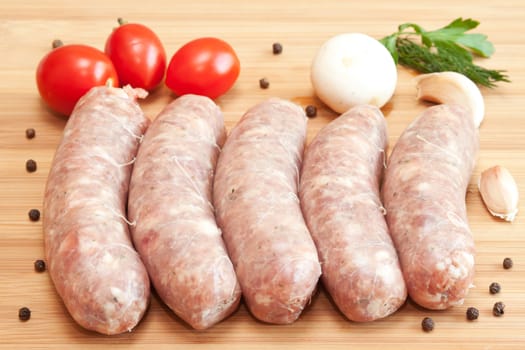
[165,37,240,99]
[105,21,166,91]
[36,44,118,116]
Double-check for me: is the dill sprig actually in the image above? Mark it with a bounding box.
[380,18,510,88]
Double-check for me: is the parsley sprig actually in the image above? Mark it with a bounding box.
[380,18,509,87]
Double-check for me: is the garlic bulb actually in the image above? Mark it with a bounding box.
[478,165,519,222]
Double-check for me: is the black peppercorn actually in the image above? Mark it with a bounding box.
[259,78,270,89]
[18,307,31,321]
[493,301,505,316]
[305,105,317,118]
[421,317,434,332]
[25,128,36,139]
[28,209,40,222]
[34,259,46,272]
[489,282,501,294]
[466,307,479,320]
[503,257,513,269]
[26,159,37,172]
[52,39,64,49]
[272,42,283,55]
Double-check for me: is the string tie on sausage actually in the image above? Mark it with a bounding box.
[121,123,145,142]
[170,155,213,210]
[104,204,136,226]
[106,112,145,143]
[109,156,136,168]
[416,134,461,164]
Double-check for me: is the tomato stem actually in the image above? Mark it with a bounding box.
[117,17,127,26]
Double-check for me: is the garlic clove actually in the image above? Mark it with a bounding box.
[478,165,519,222]
[414,71,485,128]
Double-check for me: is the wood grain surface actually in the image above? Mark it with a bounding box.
[1,0,524,349]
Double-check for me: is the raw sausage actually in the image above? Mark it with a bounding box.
[382,104,479,309]
[300,105,407,322]
[43,86,151,335]
[128,94,241,329]
[213,98,321,324]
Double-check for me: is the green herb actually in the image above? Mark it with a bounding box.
[380,17,509,87]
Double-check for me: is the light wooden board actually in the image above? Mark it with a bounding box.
[1,0,524,348]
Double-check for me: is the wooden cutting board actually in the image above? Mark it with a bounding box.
[1,0,524,348]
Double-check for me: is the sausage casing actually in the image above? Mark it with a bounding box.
[382,104,479,309]
[128,94,241,329]
[300,105,407,322]
[213,98,321,324]
[43,86,151,335]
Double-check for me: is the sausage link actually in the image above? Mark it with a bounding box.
[300,105,407,321]
[213,98,321,324]
[43,86,151,335]
[128,94,241,330]
[382,104,479,309]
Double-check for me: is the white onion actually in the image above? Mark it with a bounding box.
[311,33,397,113]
